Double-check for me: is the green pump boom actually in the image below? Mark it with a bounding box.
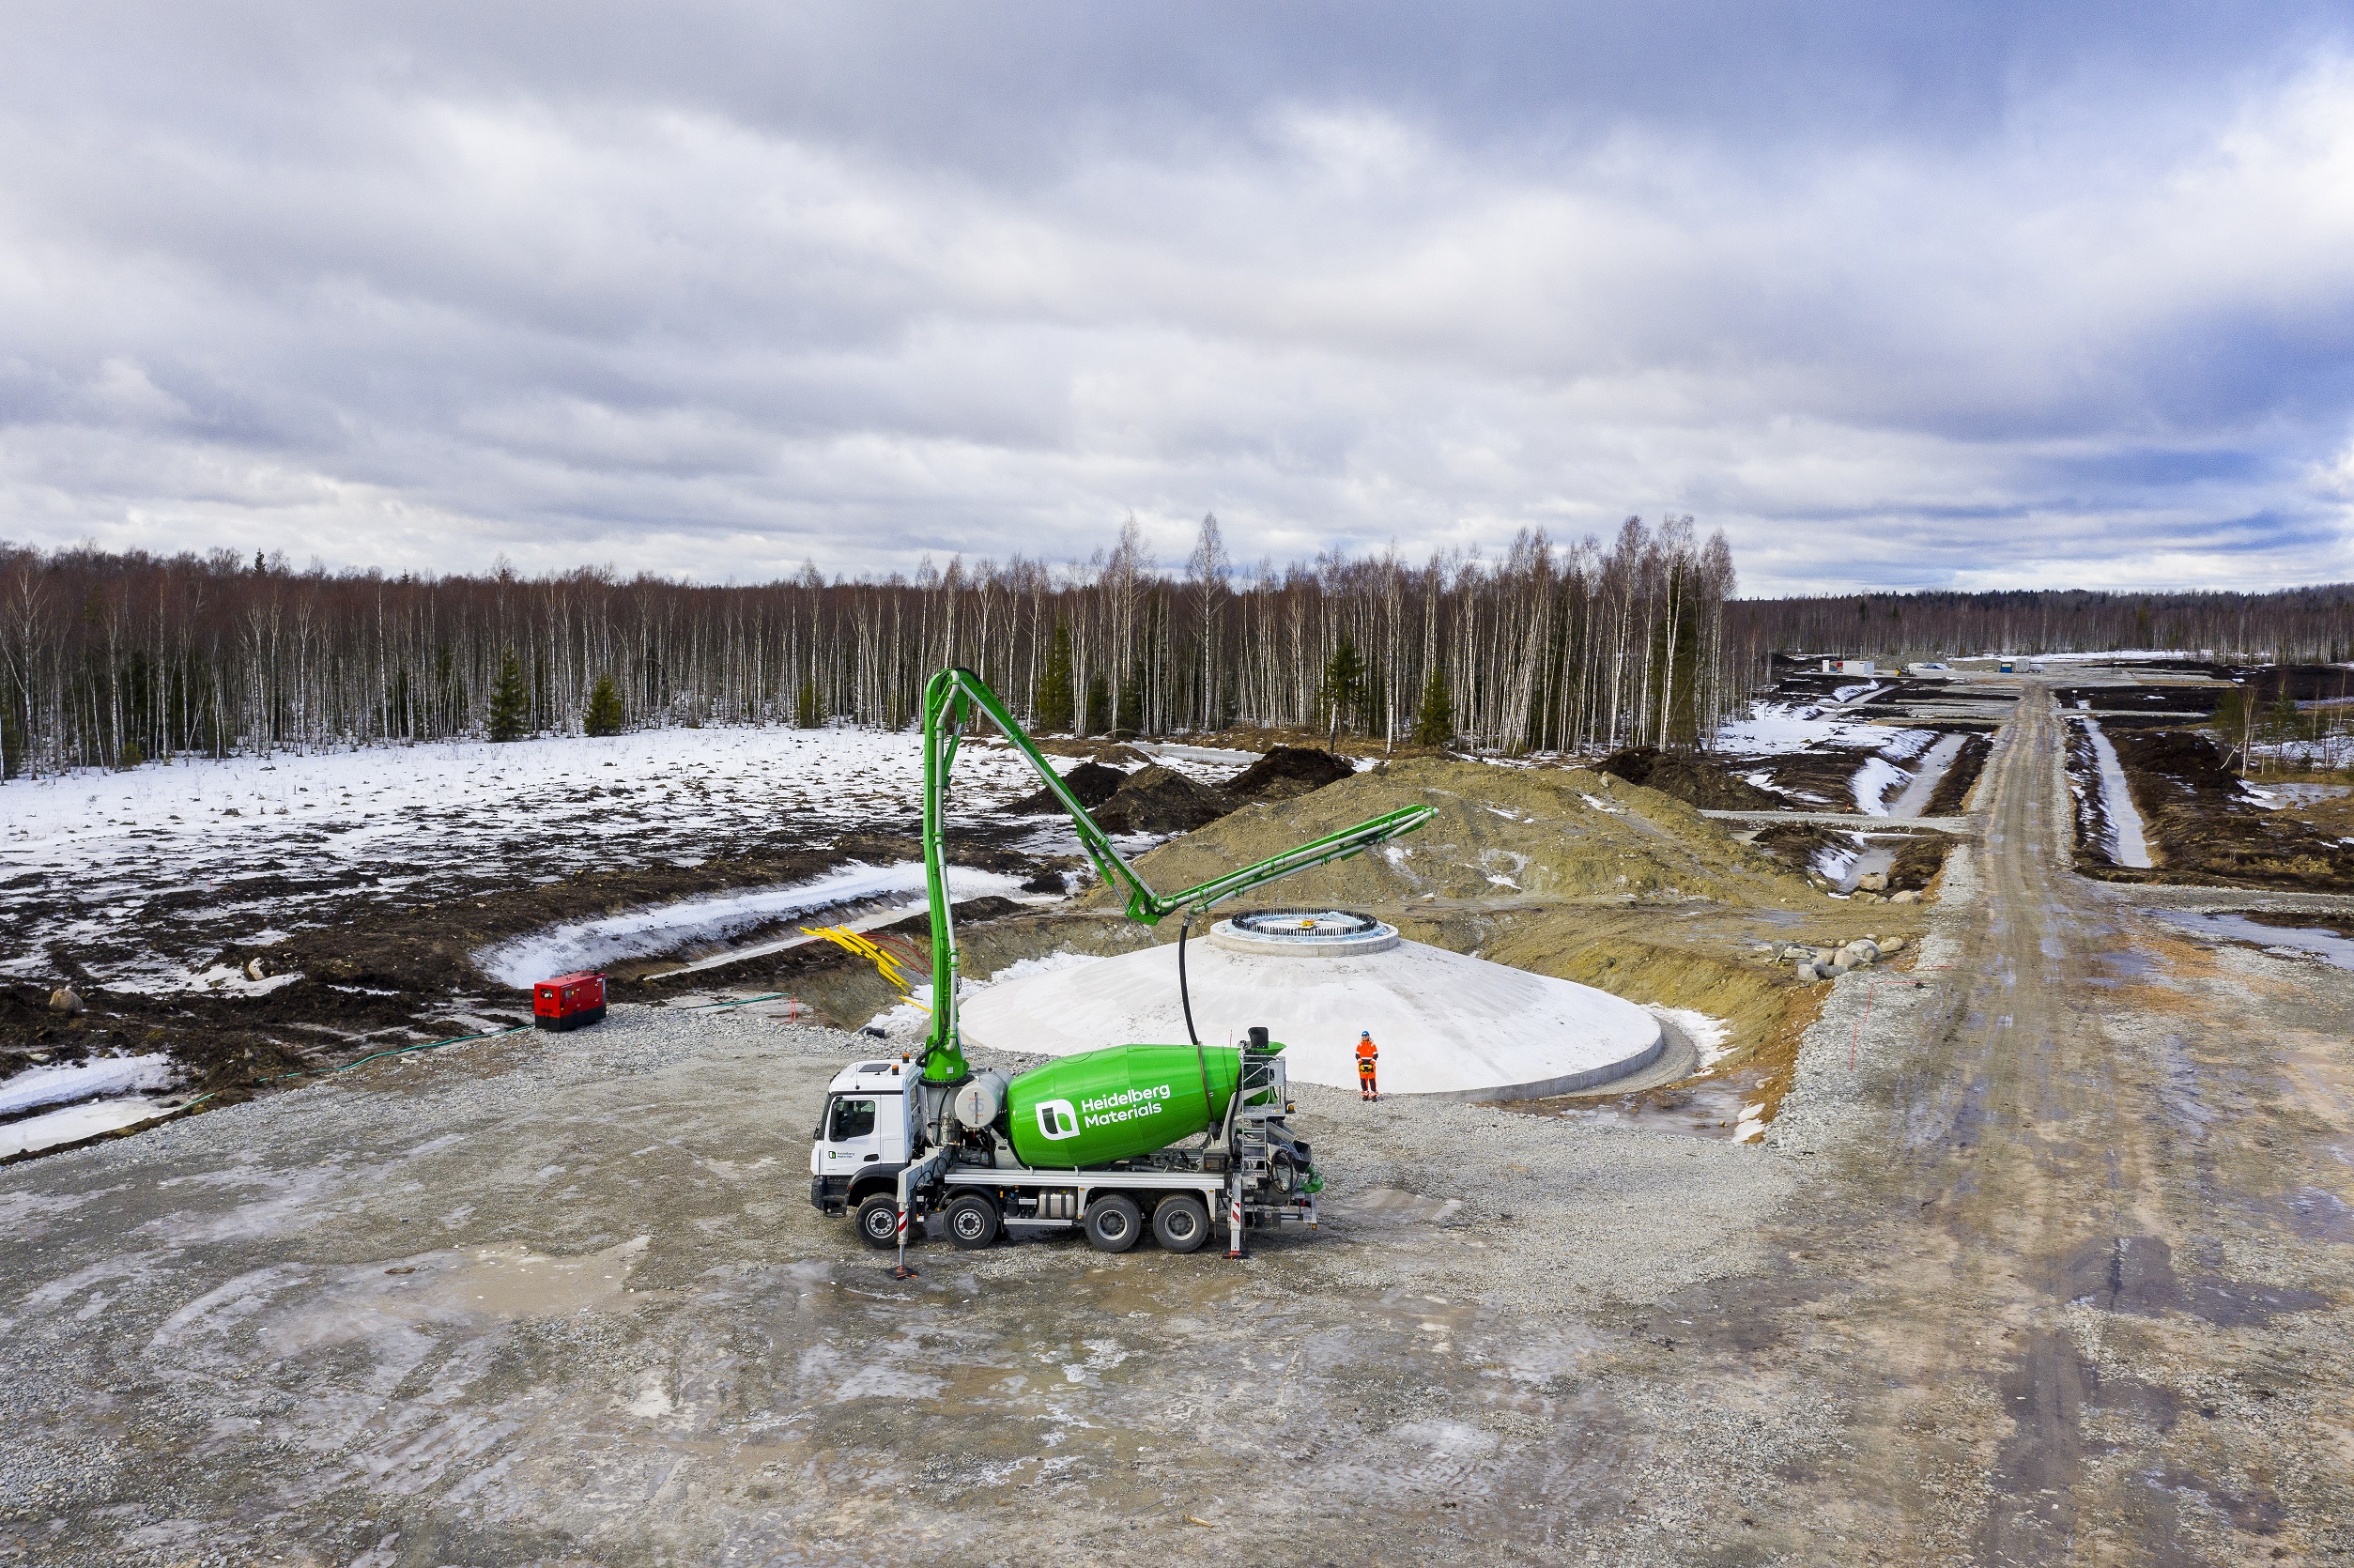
[915,667,1432,1083]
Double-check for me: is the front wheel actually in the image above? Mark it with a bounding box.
[946,1193,1001,1250]
[854,1193,901,1250]
[1151,1194,1210,1254]
[1084,1194,1142,1253]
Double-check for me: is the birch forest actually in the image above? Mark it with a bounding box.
[2,517,1743,776]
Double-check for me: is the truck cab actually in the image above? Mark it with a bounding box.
[808,1059,921,1228]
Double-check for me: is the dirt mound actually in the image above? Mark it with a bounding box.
[1226,746,1355,802]
[1009,761,1128,814]
[1095,766,1237,834]
[1100,757,1820,910]
[1599,747,1781,810]
[1093,743,1154,767]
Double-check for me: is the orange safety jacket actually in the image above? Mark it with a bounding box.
[1355,1038,1378,1075]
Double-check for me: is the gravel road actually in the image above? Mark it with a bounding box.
[3,679,2349,1564]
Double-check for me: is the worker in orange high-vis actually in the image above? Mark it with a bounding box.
[1356,1030,1379,1100]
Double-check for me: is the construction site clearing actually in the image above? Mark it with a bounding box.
[6,665,2354,1562]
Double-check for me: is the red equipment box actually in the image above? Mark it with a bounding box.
[533,971,607,1031]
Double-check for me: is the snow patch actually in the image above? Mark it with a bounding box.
[474,862,1025,986]
[0,1054,177,1116]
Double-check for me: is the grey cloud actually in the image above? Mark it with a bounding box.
[4,4,2354,592]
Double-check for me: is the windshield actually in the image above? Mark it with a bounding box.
[827,1098,878,1141]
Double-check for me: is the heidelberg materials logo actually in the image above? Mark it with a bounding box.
[1035,1099,1080,1140]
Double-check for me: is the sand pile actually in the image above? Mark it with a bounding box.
[1098,757,1821,911]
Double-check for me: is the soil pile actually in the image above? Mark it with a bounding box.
[1100,757,1820,910]
[1225,746,1354,802]
[1008,761,1127,813]
[1094,766,1237,834]
[2097,728,2354,890]
[1599,746,1781,810]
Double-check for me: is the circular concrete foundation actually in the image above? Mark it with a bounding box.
[958,924,1664,1100]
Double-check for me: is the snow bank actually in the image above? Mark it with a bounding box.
[0,1053,177,1116]
[473,862,1027,986]
[1851,757,1909,815]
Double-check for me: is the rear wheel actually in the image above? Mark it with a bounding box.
[1151,1194,1210,1254]
[946,1193,1001,1250]
[854,1193,901,1250]
[1084,1194,1142,1253]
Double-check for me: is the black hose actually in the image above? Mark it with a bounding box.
[1177,910,1201,1047]
[1181,910,1218,1145]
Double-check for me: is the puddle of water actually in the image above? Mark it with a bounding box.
[2153,911,2354,971]
[1546,1074,1759,1141]
[2081,718,2153,868]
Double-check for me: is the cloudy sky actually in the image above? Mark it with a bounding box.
[5,3,2353,594]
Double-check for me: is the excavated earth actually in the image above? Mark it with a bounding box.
[7,681,2354,1562]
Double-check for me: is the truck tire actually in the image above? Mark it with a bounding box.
[1151,1194,1210,1254]
[1083,1194,1142,1253]
[854,1193,902,1250]
[946,1193,1000,1250]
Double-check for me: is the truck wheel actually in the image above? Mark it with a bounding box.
[1084,1195,1142,1253]
[854,1194,902,1250]
[946,1194,1000,1250]
[1151,1194,1210,1254]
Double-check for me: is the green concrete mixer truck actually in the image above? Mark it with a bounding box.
[807,668,1432,1264]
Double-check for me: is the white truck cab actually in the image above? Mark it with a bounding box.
[809,1059,920,1226]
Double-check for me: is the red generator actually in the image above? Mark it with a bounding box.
[533,971,607,1031]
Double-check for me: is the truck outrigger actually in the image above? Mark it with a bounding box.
[808,668,1431,1267]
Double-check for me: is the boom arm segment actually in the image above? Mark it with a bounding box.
[917,667,1432,1082]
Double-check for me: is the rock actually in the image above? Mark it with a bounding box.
[1879,935,1907,953]
[1225,746,1355,802]
[48,986,85,1015]
[1793,961,1822,982]
[1856,871,1889,892]
[1890,889,1922,904]
[1840,940,1882,966]
[244,957,269,981]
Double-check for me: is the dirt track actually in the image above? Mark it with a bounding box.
[4,682,2351,1563]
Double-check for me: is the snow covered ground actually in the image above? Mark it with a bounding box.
[0,727,1064,992]
[475,861,1036,985]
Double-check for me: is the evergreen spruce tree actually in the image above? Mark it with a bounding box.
[793,674,823,730]
[1321,636,1366,748]
[1412,665,1454,748]
[1083,671,1111,737]
[583,673,624,737]
[1115,659,1144,739]
[487,651,530,742]
[1037,623,1075,732]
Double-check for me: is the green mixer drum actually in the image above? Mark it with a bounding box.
[1005,1043,1246,1167]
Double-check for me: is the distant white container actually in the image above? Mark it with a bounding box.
[1833,659,1877,675]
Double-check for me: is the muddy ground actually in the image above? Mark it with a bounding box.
[6,677,2351,1562]
[2078,723,2354,891]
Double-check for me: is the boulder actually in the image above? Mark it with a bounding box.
[1879,936,1907,953]
[244,957,269,981]
[1890,889,1922,904]
[48,986,85,1015]
[1856,870,1889,892]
